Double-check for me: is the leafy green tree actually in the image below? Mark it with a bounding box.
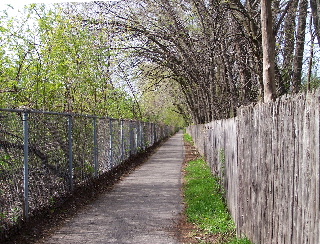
[0,3,137,119]
[137,64,190,127]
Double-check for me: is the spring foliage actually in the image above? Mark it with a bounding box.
[0,4,136,119]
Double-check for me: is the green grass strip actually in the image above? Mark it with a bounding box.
[184,158,235,233]
[183,133,193,143]
[184,157,252,244]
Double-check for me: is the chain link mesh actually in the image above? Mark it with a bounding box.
[0,109,176,240]
[0,111,24,237]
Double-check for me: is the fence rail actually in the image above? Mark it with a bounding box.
[187,90,320,244]
[0,108,176,239]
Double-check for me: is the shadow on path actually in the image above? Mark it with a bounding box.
[39,131,185,244]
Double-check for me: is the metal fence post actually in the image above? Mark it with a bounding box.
[134,122,138,154]
[93,117,98,177]
[120,119,124,162]
[109,119,113,168]
[137,121,141,151]
[150,123,153,145]
[23,111,29,220]
[142,123,144,147]
[154,123,157,143]
[130,121,133,156]
[140,122,144,150]
[139,121,143,150]
[68,116,74,191]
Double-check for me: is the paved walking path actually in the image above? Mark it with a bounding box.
[44,131,184,244]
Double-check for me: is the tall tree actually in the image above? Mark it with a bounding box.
[281,0,299,94]
[0,4,139,119]
[91,0,319,123]
[137,64,189,126]
[96,0,265,123]
[310,0,320,45]
[292,0,308,93]
[261,0,276,102]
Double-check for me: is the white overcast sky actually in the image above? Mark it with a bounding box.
[0,0,115,3]
[0,0,117,14]
[0,0,116,9]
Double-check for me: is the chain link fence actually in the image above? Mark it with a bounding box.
[0,108,176,240]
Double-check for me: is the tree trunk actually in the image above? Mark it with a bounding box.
[292,0,308,93]
[307,14,315,90]
[281,0,299,94]
[261,0,276,102]
[310,0,320,45]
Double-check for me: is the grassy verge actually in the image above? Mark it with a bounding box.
[184,133,193,143]
[183,135,251,244]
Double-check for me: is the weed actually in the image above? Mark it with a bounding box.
[9,207,20,223]
[0,212,7,220]
[184,133,193,143]
[219,149,226,165]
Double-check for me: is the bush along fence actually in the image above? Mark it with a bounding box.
[0,108,176,240]
[187,89,320,244]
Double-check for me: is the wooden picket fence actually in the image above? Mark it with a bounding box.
[187,90,320,244]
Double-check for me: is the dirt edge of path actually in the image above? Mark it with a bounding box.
[177,141,202,244]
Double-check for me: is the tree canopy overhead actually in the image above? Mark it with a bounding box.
[1,1,320,125]
[94,0,320,124]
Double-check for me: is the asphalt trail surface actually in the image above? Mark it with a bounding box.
[44,131,184,244]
